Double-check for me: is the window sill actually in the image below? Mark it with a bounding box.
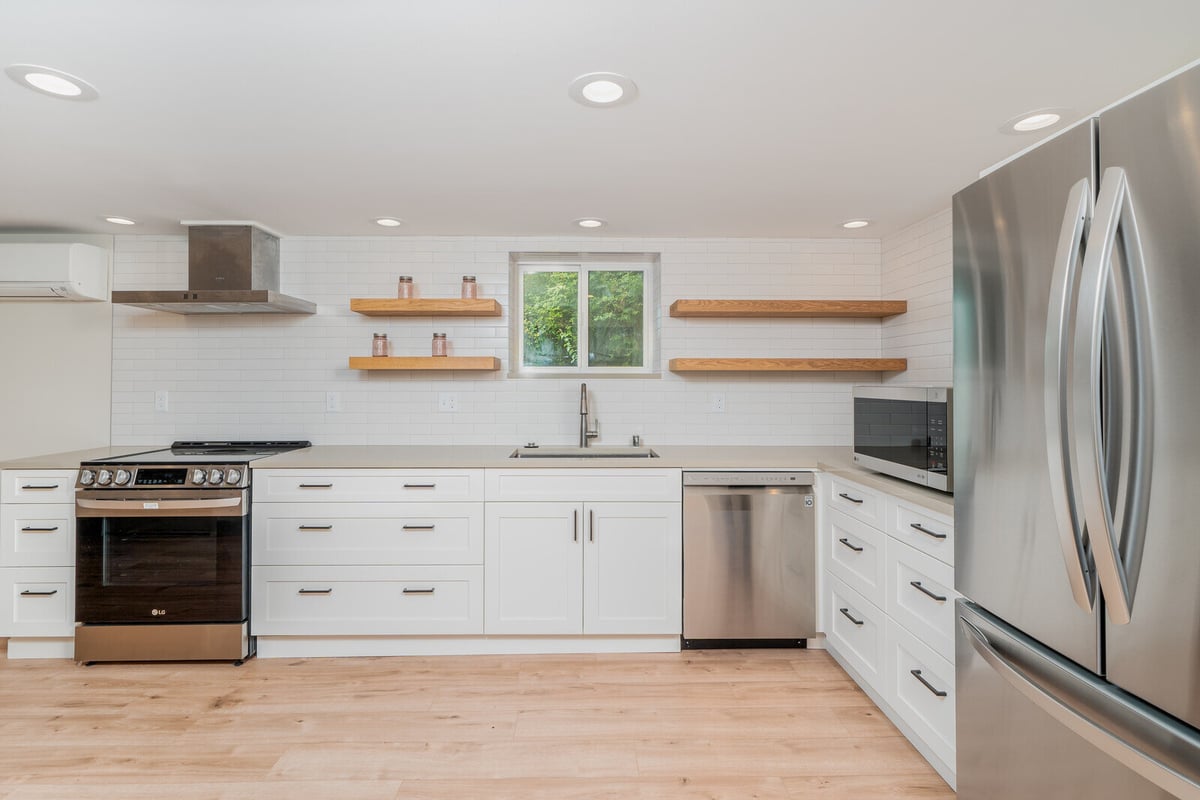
[507,371,663,380]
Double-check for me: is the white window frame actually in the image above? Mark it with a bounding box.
[510,252,660,377]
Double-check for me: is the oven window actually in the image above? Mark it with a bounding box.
[103,518,221,587]
[854,397,929,470]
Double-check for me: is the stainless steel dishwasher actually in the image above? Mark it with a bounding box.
[682,471,816,648]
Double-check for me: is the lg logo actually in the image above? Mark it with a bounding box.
[150,608,167,616]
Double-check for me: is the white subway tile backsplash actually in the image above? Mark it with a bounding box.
[881,209,953,388]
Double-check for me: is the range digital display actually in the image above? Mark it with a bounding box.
[134,468,187,486]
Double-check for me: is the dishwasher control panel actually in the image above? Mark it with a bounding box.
[683,471,813,486]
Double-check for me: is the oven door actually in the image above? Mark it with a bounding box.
[75,490,249,624]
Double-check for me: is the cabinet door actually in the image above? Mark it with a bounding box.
[583,502,682,635]
[484,503,582,634]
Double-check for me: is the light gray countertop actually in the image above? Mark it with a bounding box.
[0,445,163,470]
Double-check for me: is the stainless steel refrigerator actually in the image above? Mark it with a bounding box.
[954,62,1200,799]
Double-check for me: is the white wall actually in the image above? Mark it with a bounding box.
[881,210,953,386]
[0,235,113,460]
[111,234,887,447]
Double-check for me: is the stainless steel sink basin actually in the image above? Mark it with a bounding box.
[509,447,660,459]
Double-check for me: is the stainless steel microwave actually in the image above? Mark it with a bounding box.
[852,386,952,493]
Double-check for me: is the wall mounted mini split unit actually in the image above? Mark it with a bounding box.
[0,243,109,301]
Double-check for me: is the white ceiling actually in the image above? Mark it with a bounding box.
[3,1,1200,239]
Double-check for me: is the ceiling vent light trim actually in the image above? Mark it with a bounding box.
[374,217,404,227]
[841,219,871,229]
[574,218,607,229]
[5,64,99,101]
[568,73,638,107]
[1000,108,1069,135]
[104,217,137,226]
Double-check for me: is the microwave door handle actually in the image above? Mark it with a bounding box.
[1043,176,1096,612]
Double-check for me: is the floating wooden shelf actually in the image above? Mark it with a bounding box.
[349,356,502,371]
[668,357,907,373]
[349,298,502,317]
[669,299,907,318]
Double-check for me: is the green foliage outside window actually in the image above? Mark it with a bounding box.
[588,271,644,367]
[521,268,645,369]
[523,271,578,366]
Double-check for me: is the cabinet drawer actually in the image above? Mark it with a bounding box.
[885,619,956,768]
[251,565,483,636]
[1,504,74,567]
[826,509,886,609]
[825,476,884,528]
[885,538,957,662]
[252,502,482,566]
[485,469,681,503]
[0,567,75,637]
[825,574,886,692]
[1,470,77,504]
[253,470,483,503]
[886,498,954,566]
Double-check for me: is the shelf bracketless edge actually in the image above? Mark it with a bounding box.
[349,298,502,317]
[349,356,502,371]
[669,299,907,318]
[668,358,908,373]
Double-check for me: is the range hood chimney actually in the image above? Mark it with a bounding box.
[111,222,316,314]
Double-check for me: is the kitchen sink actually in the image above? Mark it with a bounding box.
[509,447,660,459]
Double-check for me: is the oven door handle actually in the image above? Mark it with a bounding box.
[75,496,245,516]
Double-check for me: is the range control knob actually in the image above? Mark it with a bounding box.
[114,469,132,486]
[97,469,113,486]
[191,468,207,485]
[208,468,225,485]
[225,468,243,485]
[79,469,96,486]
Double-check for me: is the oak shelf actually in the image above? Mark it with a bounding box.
[349,298,502,317]
[349,356,502,371]
[669,299,907,318]
[668,357,907,373]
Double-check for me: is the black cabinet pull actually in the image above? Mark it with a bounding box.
[402,587,436,595]
[839,607,864,626]
[298,483,333,489]
[910,669,948,697]
[20,590,58,597]
[909,580,947,602]
[910,522,947,540]
[298,525,333,531]
[402,525,436,531]
[573,509,578,542]
[403,483,437,489]
[298,588,333,595]
[21,484,59,490]
[838,492,864,504]
[20,526,59,532]
[838,537,864,553]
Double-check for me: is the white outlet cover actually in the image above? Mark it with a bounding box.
[438,392,459,412]
[709,393,726,413]
[325,391,342,412]
[154,390,168,412]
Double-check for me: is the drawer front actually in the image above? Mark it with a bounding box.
[885,538,958,662]
[254,470,483,503]
[0,504,75,567]
[825,574,886,692]
[1,470,77,504]
[251,565,483,636]
[886,619,956,767]
[887,498,954,566]
[0,567,75,637]
[825,476,884,528]
[252,502,483,566]
[826,509,886,609]
[485,469,681,503]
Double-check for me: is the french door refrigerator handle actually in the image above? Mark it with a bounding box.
[960,608,1200,798]
[1073,166,1154,626]
[1043,177,1095,611]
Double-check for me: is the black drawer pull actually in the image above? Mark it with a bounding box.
[298,588,333,595]
[402,524,436,531]
[838,492,864,504]
[298,483,333,489]
[838,537,864,553]
[402,587,436,595]
[910,669,948,697]
[298,525,333,531]
[21,526,59,532]
[21,484,59,490]
[909,580,947,602]
[910,522,947,540]
[839,607,864,626]
[403,483,437,489]
[20,589,58,597]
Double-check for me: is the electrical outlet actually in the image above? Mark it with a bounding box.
[154,390,169,412]
[710,393,726,413]
[325,391,342,413]
[438,392,459,412]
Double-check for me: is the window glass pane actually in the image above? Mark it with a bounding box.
[588,270,644,367]
[522,271,579,367]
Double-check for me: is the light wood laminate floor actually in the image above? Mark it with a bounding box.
[0,640,954,799]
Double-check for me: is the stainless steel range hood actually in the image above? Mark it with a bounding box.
[112,223,316,314]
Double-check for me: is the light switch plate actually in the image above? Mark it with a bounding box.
[325,391,342,413]
[154,390,168,412]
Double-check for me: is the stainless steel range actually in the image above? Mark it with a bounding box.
[73,440,309,664]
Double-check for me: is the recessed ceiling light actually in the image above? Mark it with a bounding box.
[568,73,638,108]
[104,217,137,226]
[575,218,607,229]
[841,219,870,229]
[1000,108,1069,135]
[5,63,99,101]
[374,217,404,227]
